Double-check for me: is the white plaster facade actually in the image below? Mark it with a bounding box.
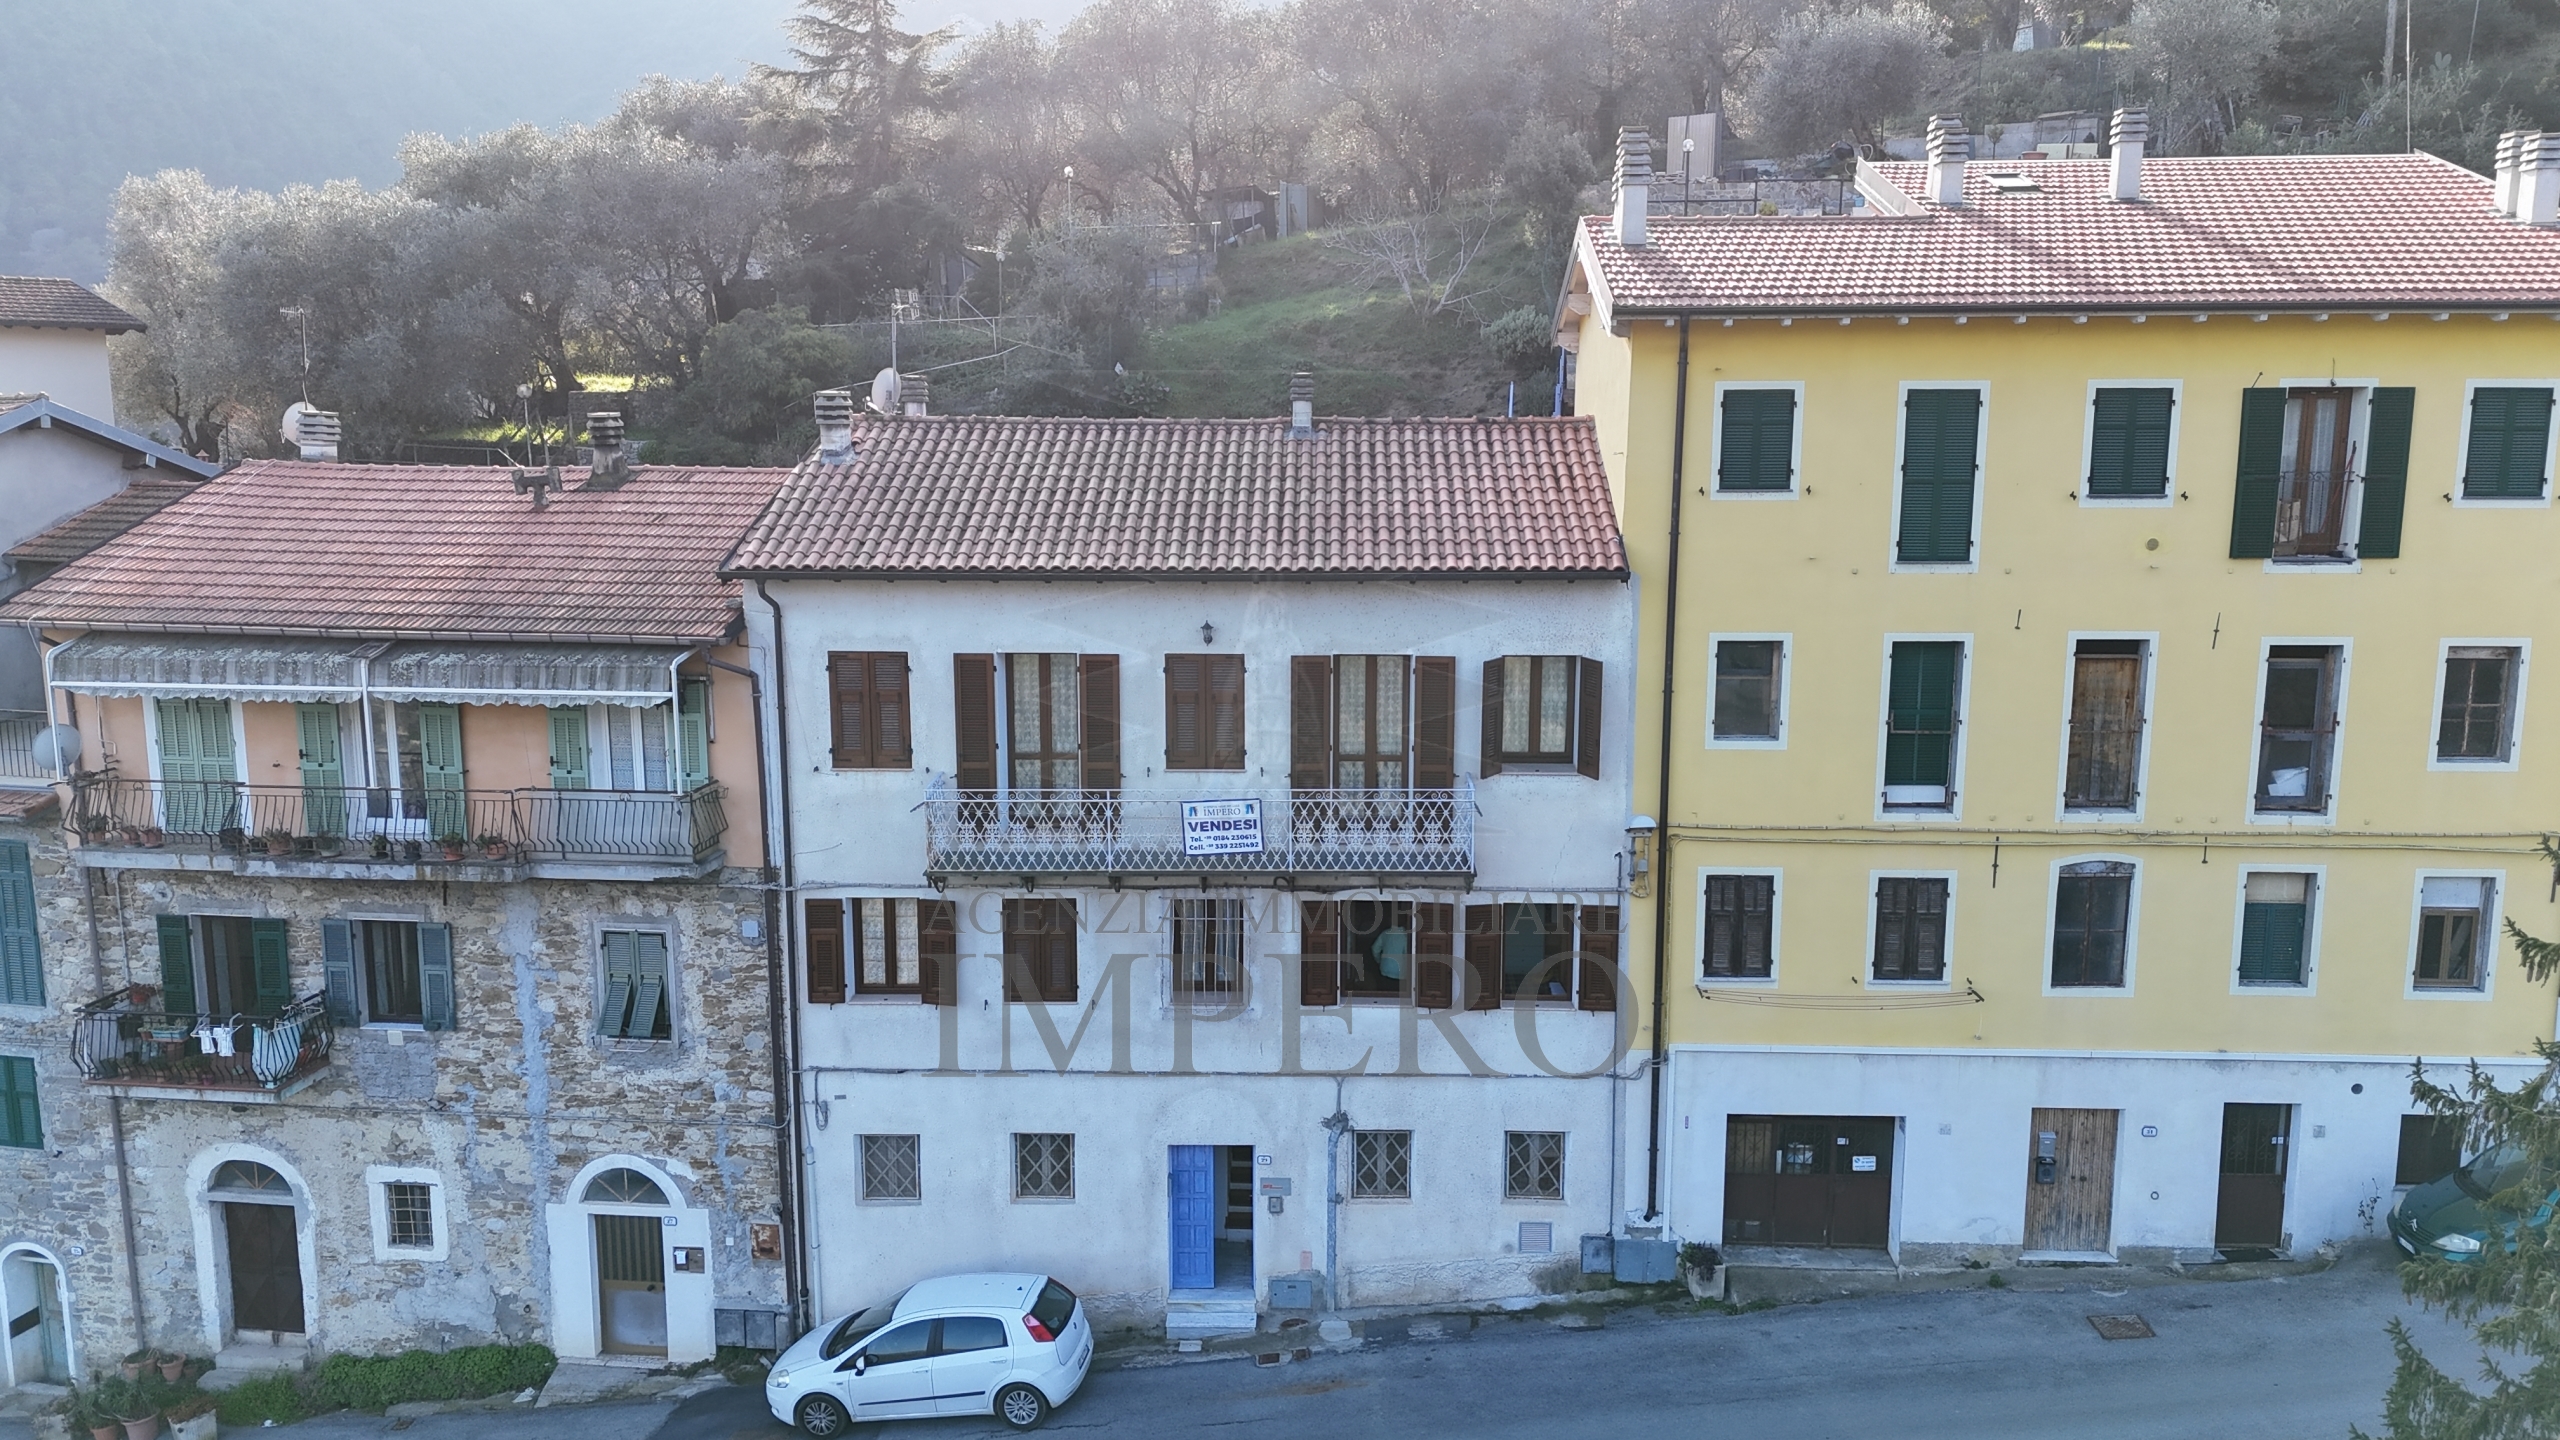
[0,329,114,420]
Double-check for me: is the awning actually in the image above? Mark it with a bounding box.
[368,643,685,706]
[49,634,687,707]
[50,635,365,702]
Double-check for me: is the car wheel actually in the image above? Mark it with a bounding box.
[796,1394,853,1436]
[995,1382,1050,1430]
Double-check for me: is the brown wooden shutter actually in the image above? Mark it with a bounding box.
[2064,653,2142,808]
[1414,656,1456,788]
[1464,903,1502,1010]
[875,654,912,767]
[919,899,957,1006]
[1003,900,1034,1001]
[827,654,870,768]
[1414,902,1455,1009]
[1290,656,1333,791]
[1479,659,1505,777]
[1079,654,1120,790]
[1044,900,1078,1000]
[1299,900,1340,1007]
[1578,905,1620,1013]
[804,898,846,1004]
[1165,655,1203,770]
[1575,658,1603,780]
[1208,655,1245,769]
[954,654,996,792]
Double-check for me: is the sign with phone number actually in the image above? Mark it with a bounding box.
[1181,798,1264,855]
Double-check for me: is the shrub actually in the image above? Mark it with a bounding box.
[308,1343,557,1413]
[213,1374,307,1427]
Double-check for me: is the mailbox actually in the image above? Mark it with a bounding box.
[2034,1130,2058,1185]
[672,1246,706,1274]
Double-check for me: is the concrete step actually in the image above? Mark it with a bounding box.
[200,1341,309,1392]
[1164,1295,1259,1339]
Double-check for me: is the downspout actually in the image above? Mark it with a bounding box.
[1643,316,1693,1222]
[752,578,811,1332]
[1320,1079,1350,1309]
[702,650,800,1335]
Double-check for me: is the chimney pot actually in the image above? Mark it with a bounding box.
[584,411,631,488]
[813,388,857,463]
[899,373,931,418]
[1924,116,1970,206]
[2502,131,2560,226]
[2109,108,2148,202]
[295,409,341,462]
[2493,130,2530,217]
[1613,127,1652,247]
[1288,372,1314,436]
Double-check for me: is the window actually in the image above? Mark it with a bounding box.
[1711,641,1783,743]
[594,705,674,792]
[2396,1115,2467,1186]
[1716,386,1797,493]
[856,899,924,996]
[599,929,671,1040]
[1299,900,1449,1006]
[1334,655,1408,788]
[1483,656,1599,772]
[322,918,452,1030]
[583,1167,668,1204]
[864,1319,935,1365]
[2062,640,2146,811]
[362,920,422,1024]
[2229,387,2414,562]
[2050,861,2133,989]
[804,898,956,1005]
[2415,877,2492,991]
[213,1160,289,1194]
[1351,1130,1411,1199]
[2437,647,2519,763]
[1171,899,1244,1005]
[1701,874,1774,980]
[1462,904,1617,1010]
[2237,872,2315,987]
[1291,656,1456,792]
[164,916,290,1021]
[1883,641,1963,810]
[1895,387,1981,565]
[2255,646,2341,814]
[2460,386,2554,500]
[826,652,912,769]
[1339,899,1418,999]
[384,1182,434,1249]
[0,1055,37,1149]
[0,839,42,1008]
[861,1134,921,1201]
[1007,654,1081,789]
[940,1315,1008,1353]
[1164,655,1244,770]
[2086,387,2175,499]
[2279,388,2355,557]
[1871,877,1947,982]
[1003,899,1077,1003]
[1014,1132,1073,1199]
[1504,1131,1564,1201]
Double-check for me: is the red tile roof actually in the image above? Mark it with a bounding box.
[0,277,145,332]
[724,415,1627,578]
[1580,153,2560,315]
[1,461,790,643]
[6,478,203,567]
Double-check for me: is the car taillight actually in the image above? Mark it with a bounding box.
[1022,1313,1056,1343]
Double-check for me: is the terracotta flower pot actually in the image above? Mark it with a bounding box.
[89,1423,120,1440]
[118,1361,142,1380]
[157,1356,185,1381]
[118,1415,159,1440]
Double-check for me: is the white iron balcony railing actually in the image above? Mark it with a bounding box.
[922,778,1475,880]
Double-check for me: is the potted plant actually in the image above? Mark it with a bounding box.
[165,1392,218,1440]
[1676,1241,1723,1301]
[369,833,393,859]
[118,1351,150,1383]
[77,813,111,844]
[476,832,511,860]
[259,828,296,857]
[438,832,466,861]
[137,825,165,848]
[113,824,141,847]
[400,838,424,861]
[122,983,155,1009]
[154,1350,185,1382]
[70,1383,121,1440]
[216,826,246,853]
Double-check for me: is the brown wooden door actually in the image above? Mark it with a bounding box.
[223,1203,305,1334]
[1723,1116,1894,1249]
[595,1214,668,1355]
[2216,1103,2291,1250]
[2023,1108,2119,1254]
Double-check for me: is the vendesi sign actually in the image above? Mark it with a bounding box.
[1180,798,1264,856]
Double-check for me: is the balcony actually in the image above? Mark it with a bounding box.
[67,776,727,878]
[73,990,333,1101]
[922,779,1475,882]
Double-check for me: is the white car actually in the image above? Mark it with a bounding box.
[766,1272,1094,1433]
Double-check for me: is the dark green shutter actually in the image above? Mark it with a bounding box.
[1884,643,1961,787]
[418,922,454,1031]
[250,919,291,1018]
[2088,387,2173,498]
[600,929,635,1036]
[632,931,669,1040]
[155,914,196,1016]
[1897,389,1981,563]
[548,708,590,789]
[677,678,710,791]
[2463,386,2553,499]
[418,704,465,839]
[296,703,344,836]
[2238,901,2307,985]
[320,918,357,1024]
[1718,389,1796,492]
[2358,387,2415,559]
[0,1056,37,1149]
[0,839,40,1008]
[2229,387,2288,558]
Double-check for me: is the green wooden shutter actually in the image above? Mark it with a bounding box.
[155,913,196,1016]
[1718,389,1796,492]
[2238,901,2307,985]
[2088,387,2173,497]
[1897,389,1980,563]
[547,708,590,789]
[155,698,239,834]
[320,918,357,1024]
[250,918,291,1018]
[631,931,669,1040]
[1884,643,1961,788]
[2462,387,2556,499]
[600,929,636,1036]
[677,678,710,792]
[0,1057,38,1149]
[417,704,465,839]
[417,922,454,1031]
[0,839,40,1008]
[2229,388,2288,558]
[296,703,345,836]
[2358,386,2415,559]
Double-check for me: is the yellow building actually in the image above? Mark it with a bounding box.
[1562,114,2560,1264]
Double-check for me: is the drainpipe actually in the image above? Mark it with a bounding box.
[751,579,812,1332]
[1643,317,1693,1222]
[1320,1080,1349,1310]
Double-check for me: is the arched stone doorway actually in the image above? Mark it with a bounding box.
[187,1147,317,1355]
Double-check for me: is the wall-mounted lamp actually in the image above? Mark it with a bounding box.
[1201,621,1216,645]
[1626,816,1657,899]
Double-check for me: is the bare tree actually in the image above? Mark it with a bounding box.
[1293,0,1536,210]
[1060,0,1276,224]
[1741,3,1952,156]
[2126,0,2281,153]
[1322,190,1506,317]
[946,23,1079,234]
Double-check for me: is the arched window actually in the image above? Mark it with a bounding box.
[581,1168,668,1206]
[210,1161,289,1195]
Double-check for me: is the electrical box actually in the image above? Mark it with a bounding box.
[1581,1234,1614,1274]
[1268,1275,1316,1310]
[1614,1238,1677,1284]
[671,1246,705,1274]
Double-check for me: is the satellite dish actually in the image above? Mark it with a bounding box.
[29,725,80,773]
[867,368,901,415]
[280,401,312,448]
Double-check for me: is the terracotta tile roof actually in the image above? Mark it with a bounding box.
[726,415,1627,578]
[6,478,203,567]
[1582,154,2560,315]
[1,460,791,644]
[0,789,60,821]
[0,277,145,332]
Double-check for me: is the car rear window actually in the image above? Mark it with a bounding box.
[940,1314,1009,1354]
[1031,1279,1077,1336]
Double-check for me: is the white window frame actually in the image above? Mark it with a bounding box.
[2077,379,2183,509]
[364,1165,449,1262]
[1707,381,1805,499]
[1887,381,1989,575]
[2262,378,2376,572]
[2405,870,2503,1003]
[1693,865,1783,989]
[2041,854,2145,997]
[1873,634,1974,823]
[2244,636,2353,828]
[588,703,678,794]
[857,1133,925,1206]
[2226,864,2326,997]
[1864,868,1957,990]
[1704,633,1791,750]
[2451,380,2559,508]
[2426,638,2531,773]
[2052,631,2159,823]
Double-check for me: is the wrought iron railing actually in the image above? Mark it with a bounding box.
[72,990,333,1093]
[0,710,48,781]
[68,776,726,866]
[923,779,1474,876]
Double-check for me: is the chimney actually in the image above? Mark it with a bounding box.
[2493,130,2530,217]
[585,411,631,489]
[899,373,930,418]
[2506,132,2560,226]
[2109,107,2147,202]
[813,388,856,463]
[1613,127,1651,247]
[1924,116,1969,206]
[295,409,341,462]
[1288,372,1314,437]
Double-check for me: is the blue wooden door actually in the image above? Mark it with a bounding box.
[1168,1145,1216,1289]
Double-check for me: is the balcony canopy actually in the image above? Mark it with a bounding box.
[49,633,688,707]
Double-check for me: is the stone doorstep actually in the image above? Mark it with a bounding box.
[1100,1282,1686,1369]
[535,1361,730,1409]
[1722,1243,2345,1307]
